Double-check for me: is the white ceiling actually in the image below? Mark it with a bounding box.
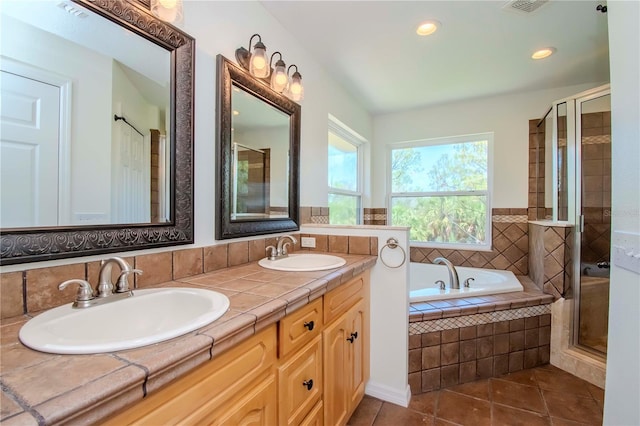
[260,0,610,114]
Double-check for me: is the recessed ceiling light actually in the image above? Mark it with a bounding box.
[531,47,556,59]
[416,20,440,36]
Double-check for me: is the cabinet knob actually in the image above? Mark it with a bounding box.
[303,321,314,331]
[347,331,358,343]
[302,379,314,390]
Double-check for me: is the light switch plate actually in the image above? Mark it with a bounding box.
[300,237,316,248]
[612,230,640,274]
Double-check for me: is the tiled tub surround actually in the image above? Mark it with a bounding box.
[409,276,554,393]
[0,253,376,425]
[410,209,530,276]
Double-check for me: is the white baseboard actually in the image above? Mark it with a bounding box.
[364,381,411,408]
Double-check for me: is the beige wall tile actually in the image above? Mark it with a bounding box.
[204,244,228,272]
[349,236,371,255]
[249,239,266,262]
[1,272,24,319]
[25,264,86,313]
[172,248,203,280]
[328,235,348,253]
[228,241,249,266]
[135,252,173,288]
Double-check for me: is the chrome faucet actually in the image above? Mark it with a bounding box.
[433,257,460,290]
[266,235,298,260]
[98,257,142,297]
[59,257,142,308]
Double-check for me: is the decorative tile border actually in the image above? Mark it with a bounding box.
[492,215,528,223]
[409,304,551,335]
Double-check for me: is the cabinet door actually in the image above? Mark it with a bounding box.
[323,311,350,426]
[213,374,277,426]
[347,300,367,411]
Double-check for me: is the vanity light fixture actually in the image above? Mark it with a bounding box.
[235,35,304,101]
[270,52,288,93]
[416,20,440,36]
[235,34,271,78]
[286,65,304,102]
[150,0,183,24]
[532,47,556,59]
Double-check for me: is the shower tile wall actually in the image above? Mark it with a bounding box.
[581,111,611,264]
[529,223,574,300]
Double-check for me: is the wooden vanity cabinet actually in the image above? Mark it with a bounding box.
[101,271,369,426]
[102,325,278,425]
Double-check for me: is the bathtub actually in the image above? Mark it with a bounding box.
[410,262,523,302]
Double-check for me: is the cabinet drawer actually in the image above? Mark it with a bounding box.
[278,336,323,426]
[279,297,322,357]
[300,400,323,426]
[102,325,277,425]
[324,273,365,324]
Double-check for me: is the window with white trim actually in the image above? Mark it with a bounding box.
[388,133,493,249]
[328,120,363,225]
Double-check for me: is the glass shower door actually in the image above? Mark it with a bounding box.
[576,92,611,355]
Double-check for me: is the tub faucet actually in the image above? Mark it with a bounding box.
[433,257,460,290]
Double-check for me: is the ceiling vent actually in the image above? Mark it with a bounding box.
[502,0,549,14]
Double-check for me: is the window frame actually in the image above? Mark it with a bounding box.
[386,132,494,251]
[328,118,365,225]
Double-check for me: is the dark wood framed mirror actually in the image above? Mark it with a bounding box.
[0,0,194,265]
[215,54,300,240]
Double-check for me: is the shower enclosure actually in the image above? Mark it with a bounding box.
[535,84,611,357]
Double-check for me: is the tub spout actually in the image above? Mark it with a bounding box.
[433,257,460,290]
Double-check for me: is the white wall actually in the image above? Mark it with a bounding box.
[371,83,605,208]
[603,1,640,424]
[181,1,373,246]
[301,224,411,407]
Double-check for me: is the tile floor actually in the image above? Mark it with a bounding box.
[348,365,604,426]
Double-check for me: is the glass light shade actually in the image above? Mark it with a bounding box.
[271,63,288,93]
[249,45,270,78]
[150,0,183,24]
[288,73,304,102]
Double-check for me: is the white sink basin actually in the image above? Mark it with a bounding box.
[19,288,229,354]
[258,253,346,272]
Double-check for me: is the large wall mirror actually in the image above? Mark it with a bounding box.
[0,0,194,265]
[215,55,300,239]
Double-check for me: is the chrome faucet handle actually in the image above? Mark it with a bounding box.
[59,279,95,306]
[435,280,446,290]
[464,277,475,288]
[115,269,142,293]
[281,242,291,256]
[266,245,277,260]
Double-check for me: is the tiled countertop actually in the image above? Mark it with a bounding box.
[409,275,554,322]
[0,253,377,425]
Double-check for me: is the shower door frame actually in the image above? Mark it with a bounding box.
[571,85,611,358]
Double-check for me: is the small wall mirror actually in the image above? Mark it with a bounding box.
[0,0,194,264]
[215,55,300,239]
